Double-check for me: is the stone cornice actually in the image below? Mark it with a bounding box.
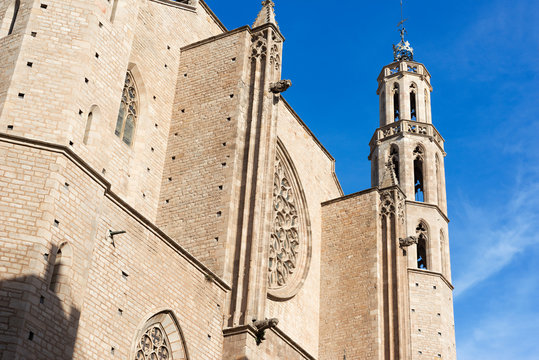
[405,200,450,223]
[0,133,232,292]
[408,268,454,290]
[321,187,379,207]
[222,325,316,360]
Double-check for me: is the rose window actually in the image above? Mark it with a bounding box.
[134,325,172,360]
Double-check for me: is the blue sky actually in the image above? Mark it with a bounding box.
[205,0,539,358]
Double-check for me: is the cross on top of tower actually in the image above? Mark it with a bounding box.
[393,0,414,61]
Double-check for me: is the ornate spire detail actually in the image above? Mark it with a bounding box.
[393,0,414,61]
[253,0,280,30]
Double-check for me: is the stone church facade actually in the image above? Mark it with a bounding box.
[0,0,456,359]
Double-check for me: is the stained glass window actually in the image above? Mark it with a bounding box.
[134,324,172,360]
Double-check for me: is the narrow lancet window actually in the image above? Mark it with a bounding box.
[49,243,72,298]
[83,111,93,145]
[410,83,417,121]
[413,145,424,202]
[424,89,429,123]
[416,222,428,269]
[393,83,400,121]
[389,145,400,183]
[115,71,138,146]
[436,154,442,206]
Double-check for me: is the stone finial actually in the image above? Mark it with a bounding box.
[380,160,399,188]
[269,79,291,94]
[253,0,280,30]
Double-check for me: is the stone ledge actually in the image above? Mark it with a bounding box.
[408,268,454,290]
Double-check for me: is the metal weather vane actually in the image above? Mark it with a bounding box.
[393,0,414,61]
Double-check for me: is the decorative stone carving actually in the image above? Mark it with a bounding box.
[253,317,279,345]
[270,79,291,94]
[269,157,299,288]
[380,190,396,217]
[251,31,268,59]
[399,236,418,248]
[270,43,281,70]
[397,191,405,224]
[267,144,312,301]
[134,324,171,360]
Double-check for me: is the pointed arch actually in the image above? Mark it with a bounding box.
[424,89,430,123]
[392,83,400,121]
[416,221,429,269]
[409,82,417,121]
[132,310,189,360]
[83,105,100,145]
[0,0,20,36]
[49,242,73,299]
[413,144,425,202]
[268,138,312,301]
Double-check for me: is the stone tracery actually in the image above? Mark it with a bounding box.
[268,156,300,289]
[134,324,172,360]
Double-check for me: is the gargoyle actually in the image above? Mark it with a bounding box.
[270,79,292,94]
[252,318,279,345]
[399,236,418,248]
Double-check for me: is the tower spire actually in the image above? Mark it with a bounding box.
[253,0,280,30]
[393,0,414,61]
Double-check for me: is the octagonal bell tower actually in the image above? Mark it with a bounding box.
[369,26,457,359]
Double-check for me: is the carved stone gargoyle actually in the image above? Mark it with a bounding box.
[399,236,418,249]
[270,79,292,94]
[252,318,279,345]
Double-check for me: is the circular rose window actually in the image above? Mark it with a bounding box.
[268,144,312,300]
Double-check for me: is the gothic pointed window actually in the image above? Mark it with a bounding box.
[410,83,417,121]
[133,311,188,360]
[413,145,425,202]
[393,83,400,121]
[440,229,446,275]
[49,243,72,300]
[416,222,428,269]
[389,145,400,183]
[115,71,138,146]
[424,89,429,123]
[268,141,312,300]
[436,154,442,206]
[135,324,172,360]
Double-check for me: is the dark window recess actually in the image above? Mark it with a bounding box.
[389,145,400,183]
[410,90,417,120]
[413,146,424,202]
[416,222,428,269]
[393,83,400,121]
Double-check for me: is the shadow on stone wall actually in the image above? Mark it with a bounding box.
[0,243,81,360]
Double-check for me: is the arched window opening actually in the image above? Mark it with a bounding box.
[413,146,424,202]
[393,83,400,121]
[49,243,72,298]
[0,0,20,36]
[115,71,138,146]
[436,154,442,206]
[410,83,417,121]
[380,91,386,123]
[389,145,399,183]
[83,111,93,145]
[134,311,188,360]
[424,89,429,123]
[372,154,378,186]
[416,222,428,269]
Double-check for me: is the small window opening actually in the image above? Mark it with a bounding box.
[49,243,72,297]
[416,222,428,269]
[424,89,429,123]
[115,71,138,146]
[410,84,417,121]
[83,111,93,144]
[2,0,21,36]
[110,0,118,22]
[389,145,399,183]
[413,146,424,202]
[393,83,400,121]
[436,155,442,206]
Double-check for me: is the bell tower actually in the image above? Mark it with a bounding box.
[368,16,457,360]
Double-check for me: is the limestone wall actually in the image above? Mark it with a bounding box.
[0,137,227,359]
[319,190,381,360]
